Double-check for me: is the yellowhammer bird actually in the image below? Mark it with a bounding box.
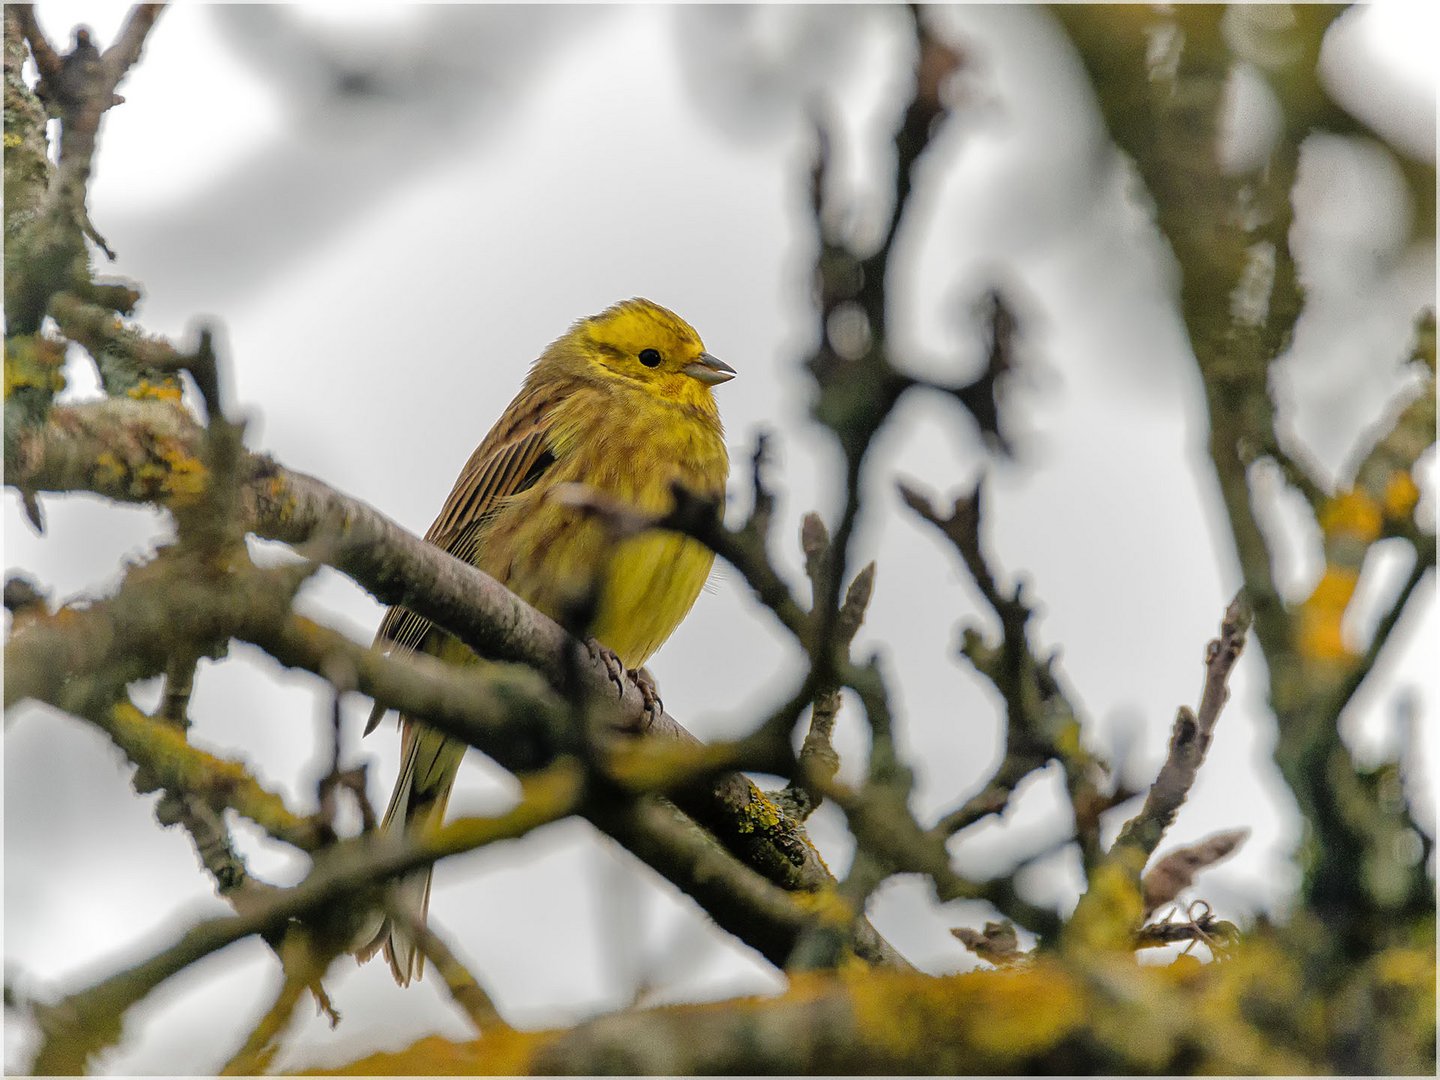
[358,297,733,985]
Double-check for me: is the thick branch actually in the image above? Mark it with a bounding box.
[324,939,1359,1076]
[8,398,686,725]
[6,399,910,969]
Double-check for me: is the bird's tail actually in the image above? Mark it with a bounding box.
[355,719,463,986]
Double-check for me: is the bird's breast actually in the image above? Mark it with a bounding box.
[476,386,728,667]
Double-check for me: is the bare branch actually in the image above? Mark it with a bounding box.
[10,5,60,81]
[1142,828,1250,916]
[96,697,327,851]
[779,515,874,821]
[98,3,164,85]
[1114,593,1251,859]
[384,905,508,1036]
[950,920,1023,967]
[902,479,1111,870]
[1134,901,1240,953]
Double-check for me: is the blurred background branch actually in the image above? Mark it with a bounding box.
[1054,4,1435,975]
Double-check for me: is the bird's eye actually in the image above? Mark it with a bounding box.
[638,348,662,368]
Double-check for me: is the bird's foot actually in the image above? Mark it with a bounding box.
[584,637,627,699]
[630,665,663,727]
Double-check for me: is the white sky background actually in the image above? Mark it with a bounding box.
[3,3,1435,1073]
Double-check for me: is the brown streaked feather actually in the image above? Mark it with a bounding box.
[369,426,552,661]
[363,381,569,736]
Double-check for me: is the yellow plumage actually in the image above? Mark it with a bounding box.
[358,298,732,984]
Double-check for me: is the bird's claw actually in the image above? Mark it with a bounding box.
[585,637,627,699]
[631,665,664,726]
[583,644,664,730]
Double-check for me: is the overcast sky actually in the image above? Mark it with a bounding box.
[4,3,1436,1073]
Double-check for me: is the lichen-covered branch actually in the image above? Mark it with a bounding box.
[4,531,903,973]
[28,762,586,1076]
[1064,597,1251,951]
[7,3,1435,1073]
[320,923,1432,1075]
[1052,1,1435,971]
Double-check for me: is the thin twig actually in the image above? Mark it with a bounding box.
[1324,536,1435,729]
[384,903,509,1035]
[901,479,1110,870]
[28,762,585,1076]
[219,930,334,1077]
[1141,828,1250,916]
[778,513,873,820]
[1134,900,1239,953]
[1113,593,1251,859]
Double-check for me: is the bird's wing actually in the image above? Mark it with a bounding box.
[364,389,561,735]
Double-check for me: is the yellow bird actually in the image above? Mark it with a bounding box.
[358,298,733,984]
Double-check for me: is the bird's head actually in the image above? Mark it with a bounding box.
[559,298,736,407]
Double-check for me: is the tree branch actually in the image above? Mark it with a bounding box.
[900,479,1112,871]
[1112,593,1251,860]
[28,762,585,1076]
[1065,595,1250,952]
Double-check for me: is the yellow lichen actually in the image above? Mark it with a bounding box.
[1180,934,1317,1073]
[314,1029,557,1076]
[1381,472,1420,521]
[266,475,299,523]
[603,739,739,792]
[1297,609,1349,663]
[127,378,184,403]
[1374,943,1434,991]
[4,335,67,398]
[1307,565,1359,608]
[158,444,208,505]
[1368,941,1438,1042]
[93,451,126,488]
[849,965,1085,1070]
[3,132,23,148]
[789,886,853,927]
[105,700,311,843]
[1065,857,1145,952]
[732,787,783,835]
[1319,490,1382,543]
[1297,566,1358,663]
[1055,719,1083,757]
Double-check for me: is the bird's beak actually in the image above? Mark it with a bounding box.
[682,352,737,386]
